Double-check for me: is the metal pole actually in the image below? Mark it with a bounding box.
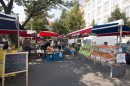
[119,26,122,48]
[35,33,37,53]
[117,36,118,44]
[30,21,33,41]
[17,15,20,51]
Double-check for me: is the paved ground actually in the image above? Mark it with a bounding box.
[0,55,130,86]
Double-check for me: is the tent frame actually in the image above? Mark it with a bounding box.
[93,19,124,48]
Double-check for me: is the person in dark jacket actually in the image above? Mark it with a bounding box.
[41,40,51,52]
[23,38,31,56]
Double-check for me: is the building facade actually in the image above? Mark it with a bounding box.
[80,0,130,28]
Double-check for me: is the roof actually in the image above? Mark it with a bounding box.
[67,27,92,37]
[92,19,130,36]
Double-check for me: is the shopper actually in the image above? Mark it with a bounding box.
[104,42,108,46]
[57,41,62,50]
[54,37,58,48]
[23,38,31,56]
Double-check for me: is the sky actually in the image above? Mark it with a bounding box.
[13,3,26,22]
[12,0,83,22]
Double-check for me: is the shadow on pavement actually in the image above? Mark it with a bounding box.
[0,55,130,86]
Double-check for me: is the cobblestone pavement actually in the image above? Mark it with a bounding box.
[0,55,130,86]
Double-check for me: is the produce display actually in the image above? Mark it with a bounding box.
[79,44,92,57]
[91,45,118,64]
[78,43,126,77]
[46,46,55,54]
[79,44,120,64]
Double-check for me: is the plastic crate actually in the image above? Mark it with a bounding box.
[53,52,64,61]
[45,54,53,61]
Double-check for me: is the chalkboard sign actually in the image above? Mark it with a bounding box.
[2,52,28,86]
[4,52,27,74]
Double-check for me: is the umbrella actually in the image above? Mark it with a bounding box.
[39,31,59,37]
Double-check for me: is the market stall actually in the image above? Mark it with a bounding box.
[0,13,29,78]
[66,27,92,57]
[38,31,64,61]
[78,19,129,77]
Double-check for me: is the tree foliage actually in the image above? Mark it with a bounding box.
[51,9,68,35]
[51,0,84,35]
[0,0,73,46]
[90,19,96,26]
[0,0,73,27]
[65,0,85,32]
[25,15,49,33]
[23,0,73,27]
[108,7,130,26]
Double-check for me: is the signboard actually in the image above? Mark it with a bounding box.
[83,39,91,44]
[116,53,126,63]
[2,52,28,86]
[5,53,26,74]
[27,30,36,34]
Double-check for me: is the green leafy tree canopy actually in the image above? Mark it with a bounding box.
[90,19,96,26]
[0,0,73,27]
[51,9,68,35]
[65,0,85,33]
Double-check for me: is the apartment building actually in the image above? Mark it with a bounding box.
[80,0,130,28]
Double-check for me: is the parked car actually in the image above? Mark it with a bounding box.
[122,46,130,64]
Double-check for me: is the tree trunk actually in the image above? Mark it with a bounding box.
[22,12,34,27]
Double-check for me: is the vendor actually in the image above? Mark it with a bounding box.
[45,46,55,54]
[104,42,108,46]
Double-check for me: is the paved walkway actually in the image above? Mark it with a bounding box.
[0,55,130,86]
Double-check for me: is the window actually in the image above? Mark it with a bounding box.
[91,10,95,19]
[124,6,130,17]
[97,18,101,25]
[97,0,102,4]
[103,1,109,11]
[97,6,101,15]
[113,0,119,6]
[84,0,87,3]
[123,0,127,2]
[87,2,91,11]
[92,0,95,7]
[103,15,108,23]
[87,13,90,19]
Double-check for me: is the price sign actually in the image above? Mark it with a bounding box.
[95,56,100,61]
[116,53,126,63]
[100,57,107,62]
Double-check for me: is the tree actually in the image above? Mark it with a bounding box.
[90,19,96,26]
[51,9,68,35]
[65,0,85,33]
[108,7,130,26]
[25,15,49,33]
[0,0,73,27]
